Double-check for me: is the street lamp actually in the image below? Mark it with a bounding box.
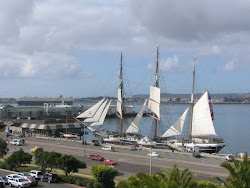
[150,146,152,174]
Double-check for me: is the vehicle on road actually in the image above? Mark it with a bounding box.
[0,176,8,185]
[6,174,21,183]
[9,178,30,187]
[147,152,160,157]
[9,139,24,146]
[89,154,105,161]
[41,173,59,183]
[103,159,117,165]
[101,146,114,152]
[29,171,43,180]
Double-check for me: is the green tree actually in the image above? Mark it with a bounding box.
[34,148,50,173]
[47,151,62,172]
[5,149,32,170]
[57,155,86,176]
[214,152,250,188]
[91,165,118,188]
[0,138,7,158]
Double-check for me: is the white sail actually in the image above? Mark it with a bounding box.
[192,90,216,136]
[148,86,160,119]
[161,107,189,137]
[84,99,108,123]
[117,88,123,118]
[76,98,105,119]
[90,100,112,126]
[126,99,148,133]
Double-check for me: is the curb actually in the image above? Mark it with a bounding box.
[64,183,86,188]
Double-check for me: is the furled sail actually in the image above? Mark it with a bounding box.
[76,98,105,119]
[191,90,216,136]
[90,100,112,126]
[126,99,148,133]
[117,88,123,118]
[84,99,108,123]
[161,107,189,137]
[148,86,160,119]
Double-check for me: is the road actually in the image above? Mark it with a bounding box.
[1,133,228,181]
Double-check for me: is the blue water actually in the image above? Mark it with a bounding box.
[79,102,250,155]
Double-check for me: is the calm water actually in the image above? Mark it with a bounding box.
[81,102,250,155]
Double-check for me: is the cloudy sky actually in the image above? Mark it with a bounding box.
[0,0,250,98]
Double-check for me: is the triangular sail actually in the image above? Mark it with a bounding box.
[161,107,189,137]
[126,99,148,133]
[191,90,216,136]
[90,100,112,126]
[76,98,105,119]
[84,99,108,123]
[148,86,160,119]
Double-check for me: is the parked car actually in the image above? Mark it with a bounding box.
[9,178,30,187]
[6,174,21,183]
[18,173,37,187]
[226,154,234,162]
[89,154,105,161]
[9,139,24,146]
[0,176,8,185]
[0,180,4,188]
[101,146,115,152]
[103,159,117,165]
[41,173,59,183]
[147,152,160,157]
[29,171,43,180]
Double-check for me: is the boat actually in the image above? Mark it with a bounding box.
[161,58,225,153]
[61,133,78,139]
[137,136,157,147]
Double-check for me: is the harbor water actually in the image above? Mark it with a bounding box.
[81,102,250,155]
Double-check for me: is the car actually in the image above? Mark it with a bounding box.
[18,174,37,186]
[9,139,24,146]
[0,180,4,188]
[147,152,160,157]
[6,174,21,183]
[9,178,30,187]
[0,176,8,185]
[29,171,43,180]
[41,173,59,183]
[101,146,115,152]
[103,159,117,165]
[226,154,234,162]
[30,147,38,153]
[89,154,105,161]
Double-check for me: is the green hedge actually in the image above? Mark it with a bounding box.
[60,176,93,188]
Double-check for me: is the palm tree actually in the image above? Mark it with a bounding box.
[214,152,250,188]
[117,165,197,188]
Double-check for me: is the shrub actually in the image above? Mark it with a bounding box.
[60,175,93,187]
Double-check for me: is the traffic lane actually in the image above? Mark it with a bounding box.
[0,169,77,188]
[3,135,227,179]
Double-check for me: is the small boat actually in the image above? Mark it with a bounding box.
[137,137,156,148]
[61,133,78,139]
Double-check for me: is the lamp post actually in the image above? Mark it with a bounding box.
[150,146,152,174]
[83,124,86,157]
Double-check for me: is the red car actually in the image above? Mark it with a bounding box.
[89,154,105,161]
[103,159,117,165]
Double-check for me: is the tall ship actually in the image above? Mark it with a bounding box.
[16,96,74,106]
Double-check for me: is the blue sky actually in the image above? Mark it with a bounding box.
[0,0,250,98]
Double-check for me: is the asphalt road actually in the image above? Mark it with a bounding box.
[1,133,228,181]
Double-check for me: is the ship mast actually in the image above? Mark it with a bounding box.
[154,46,160,138]
[189,57,196,141]
[119,52,124,136]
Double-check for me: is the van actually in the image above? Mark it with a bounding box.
[9,139,24,146]
[29,170,43,180]
[101,146,115,152]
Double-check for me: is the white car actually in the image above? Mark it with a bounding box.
[9,139,24,146]
[29,170,43,180]
[101,146,115,152]
[6,174,21,183]
[147,152,160,157]
[9,178,30,187]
